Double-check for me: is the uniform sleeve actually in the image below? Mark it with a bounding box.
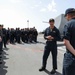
[63,24,71,41]
[44,29,47,40]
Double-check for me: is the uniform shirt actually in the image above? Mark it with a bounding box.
[63,18,75,55]
[44,26,61,43]
[2,28,7,37]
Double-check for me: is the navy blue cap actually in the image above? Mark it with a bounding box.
[65,8,75,16]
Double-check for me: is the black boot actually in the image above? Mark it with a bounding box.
[50,69,56,74]
[39,67,46,72]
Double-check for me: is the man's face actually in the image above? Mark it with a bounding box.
[49,21,54,26]
[65,14,71,21]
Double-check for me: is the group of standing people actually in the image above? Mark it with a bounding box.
[8,27,38,44]
[0,26,38,65]
[39,8,75,75]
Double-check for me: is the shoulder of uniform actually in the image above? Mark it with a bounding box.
[65,21,72,28]
[46,27,49,29]
[54,26,59,30]
[45,27,49,31]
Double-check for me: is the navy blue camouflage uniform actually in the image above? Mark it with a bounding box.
[42,26,61,70]
[63,18,75,75]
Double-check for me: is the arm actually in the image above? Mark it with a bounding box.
[63,24,75,55]
[64,39,75,56]
[44,29,51,40]
[44,29,47,40]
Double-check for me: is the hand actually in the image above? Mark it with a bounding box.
[51,37,54,40]
[46,36,51,40]
[46,36,54,40]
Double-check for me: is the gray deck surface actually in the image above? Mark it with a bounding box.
[0,34,65,75]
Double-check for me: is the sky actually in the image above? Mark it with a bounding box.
[0,0,75,32]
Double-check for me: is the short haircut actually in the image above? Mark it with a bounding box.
[49,19,55,22]
[68,12,75,17]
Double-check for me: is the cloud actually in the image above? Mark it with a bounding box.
[31,1,42,9]
[34,4,40,7]
[47,0,57,12]
[31,5,39,9]
[40,0,57,13]
[40,8,46,12]
[9,0,23,3]
[39,1,42,4]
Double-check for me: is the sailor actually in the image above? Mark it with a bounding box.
[39,19,61,74]
[62,8,75,75]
